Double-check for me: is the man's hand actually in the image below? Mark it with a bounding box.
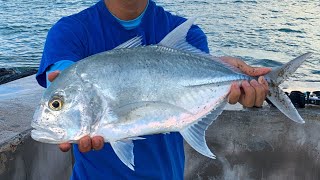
[219,57,271,107]
[48,71,105,153]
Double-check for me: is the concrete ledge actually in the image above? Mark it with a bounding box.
[185,107,320,180]
[0,75,43,146]
[0,134,72,180]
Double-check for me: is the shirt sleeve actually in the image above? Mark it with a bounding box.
[187,24,210,54]
[36,17,88,88]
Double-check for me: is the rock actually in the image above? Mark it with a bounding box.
[0,67,37,85]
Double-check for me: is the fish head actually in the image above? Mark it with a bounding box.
[31,75,93,144]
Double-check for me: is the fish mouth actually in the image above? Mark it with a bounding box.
[31,129,59,144]
[31,125,64,144]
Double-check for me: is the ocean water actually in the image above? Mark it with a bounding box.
[0,0,319,82]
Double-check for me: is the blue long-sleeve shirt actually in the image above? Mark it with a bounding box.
[37,0,209,179]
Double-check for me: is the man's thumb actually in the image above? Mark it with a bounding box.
[48,71,60,82]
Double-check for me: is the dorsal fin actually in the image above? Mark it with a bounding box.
[159,17,205,56]
[159,17,244,74]
[115,36,143,49]
[158,17,209,57]
[159,17,196,47]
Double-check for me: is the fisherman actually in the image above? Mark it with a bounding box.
[36,0,270,179]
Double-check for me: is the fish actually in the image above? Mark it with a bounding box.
[31,18,312,170]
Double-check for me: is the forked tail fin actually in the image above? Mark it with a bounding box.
[265,52,313,123]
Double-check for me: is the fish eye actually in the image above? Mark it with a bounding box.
[48,96,64,111]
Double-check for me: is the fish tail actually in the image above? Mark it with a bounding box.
[265,52,313,123]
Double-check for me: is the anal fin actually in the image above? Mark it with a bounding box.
[180,99,227,159]
[180,125,216,159]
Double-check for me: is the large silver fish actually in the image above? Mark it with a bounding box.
[31,18,312,170]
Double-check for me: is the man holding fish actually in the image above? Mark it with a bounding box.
[36,0,270,179]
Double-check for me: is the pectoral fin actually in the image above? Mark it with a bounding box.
[110,140,135,170]
[114,101,193,123]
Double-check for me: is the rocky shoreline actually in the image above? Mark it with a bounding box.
[0,68,37,85]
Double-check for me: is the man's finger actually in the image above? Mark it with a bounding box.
[79,136,92,153]
[239,81,255,107]
[235,62,271,77]
[220,57,271,76]
[48,71,61,82]
[59,143,71,152]
[258,76,269,96]
[244,67,272,77]
[92,136,104,151]
[228,83,241,104]
[250,80,265,107]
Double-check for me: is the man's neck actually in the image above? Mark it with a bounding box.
[104,0,148,20]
